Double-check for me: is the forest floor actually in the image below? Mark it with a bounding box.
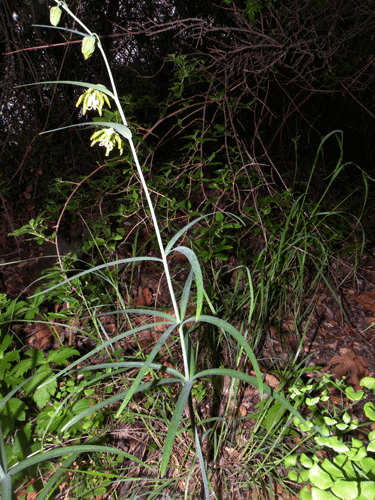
[2,213,375,499]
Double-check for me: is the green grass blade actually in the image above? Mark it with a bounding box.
[194,426,210,499]
[165,214,214,253]
[36,449,81,500]
[17,81,115,100]
[0,426,8,476]
[62,377,182,433]
[115,324,177,418]
[193,367,309,429]
[168,246,203,320]
[160,380,193,476]
[9,445,149,476]
[0,473,12,500]
[180,268,194,320]
[87,121,132,140]
[194,315,264,399]
[38,321,174,390]
[31,256,163,297]
[0,374,38,411]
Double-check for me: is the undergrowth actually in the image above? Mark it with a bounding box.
[0,2,372,499]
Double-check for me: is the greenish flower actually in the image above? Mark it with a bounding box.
[50,6,62,26]
[90,128,124,156]
[82,36,96,60]
[76,88,111,116]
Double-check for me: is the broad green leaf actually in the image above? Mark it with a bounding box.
[47,347,79,364]
[300,453,314,468]
[345,386,365,401]
[336,423,349,431]
[0,398,27,423]
[284,455,298,468]
[311,488,338,499]
[323,416,337,426]
[347,443,367,461]
[343,412,351,424]
[331,480,358,500]
[364,402,375,421]
[333,455,356,478]
[309,463,334,490]
[360,377,375,391]
[321,458,344,480]
[288,469,298,481]
[359,481,375,500]
[315,436,349,452]
[359,457,375,473]
[300,486,313,500]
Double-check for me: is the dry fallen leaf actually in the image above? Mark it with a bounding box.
[323,347,369,391]
[131,287,153,306]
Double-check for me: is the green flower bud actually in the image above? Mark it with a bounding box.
[50,6,62,26]
[82,37,96,60]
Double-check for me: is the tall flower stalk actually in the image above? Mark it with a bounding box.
[51,1,190,376]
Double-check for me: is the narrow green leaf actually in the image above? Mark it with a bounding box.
[115,324,176,417]
[194,426,210,499]
[9,445,148,476]
[18,81,115,100]
[160,380,193,476]
[165,214,215,253]
[194,316,265,400]
[0,426,8,475]
[180,268,194,321]
[90,121,132,140]
[61,377,181,433]
[193,367,308,428]
[32,256,162,297]
[170,246,204,320]
[38,317,170,391]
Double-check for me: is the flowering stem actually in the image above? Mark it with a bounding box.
[56,0,190,380]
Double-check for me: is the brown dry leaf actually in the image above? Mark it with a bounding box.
[16,479,40,500]
[352,288,375,314]
[132,287,153,306]
[323,348,369,390]
[26,322,53,349]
